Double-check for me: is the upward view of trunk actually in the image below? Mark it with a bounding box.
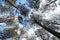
[34,19,60,39]
[5,0,60,39]
[0,0,60,40]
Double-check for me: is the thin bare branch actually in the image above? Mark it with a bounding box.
[5,0,18,9]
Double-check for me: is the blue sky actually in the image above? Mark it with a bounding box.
[16,0,27,5]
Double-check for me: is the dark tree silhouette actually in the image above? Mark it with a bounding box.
[34,19,60,39]
[27,0,40,9]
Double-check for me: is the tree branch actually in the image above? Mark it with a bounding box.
[5,0,18,9]
[5,0,29,16]
[0,16,17,23]
[43,0,57,12]
[34,19,60,39]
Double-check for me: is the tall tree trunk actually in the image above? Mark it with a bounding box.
[34,20,60,39]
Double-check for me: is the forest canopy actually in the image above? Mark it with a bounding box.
[0,0,60,40]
